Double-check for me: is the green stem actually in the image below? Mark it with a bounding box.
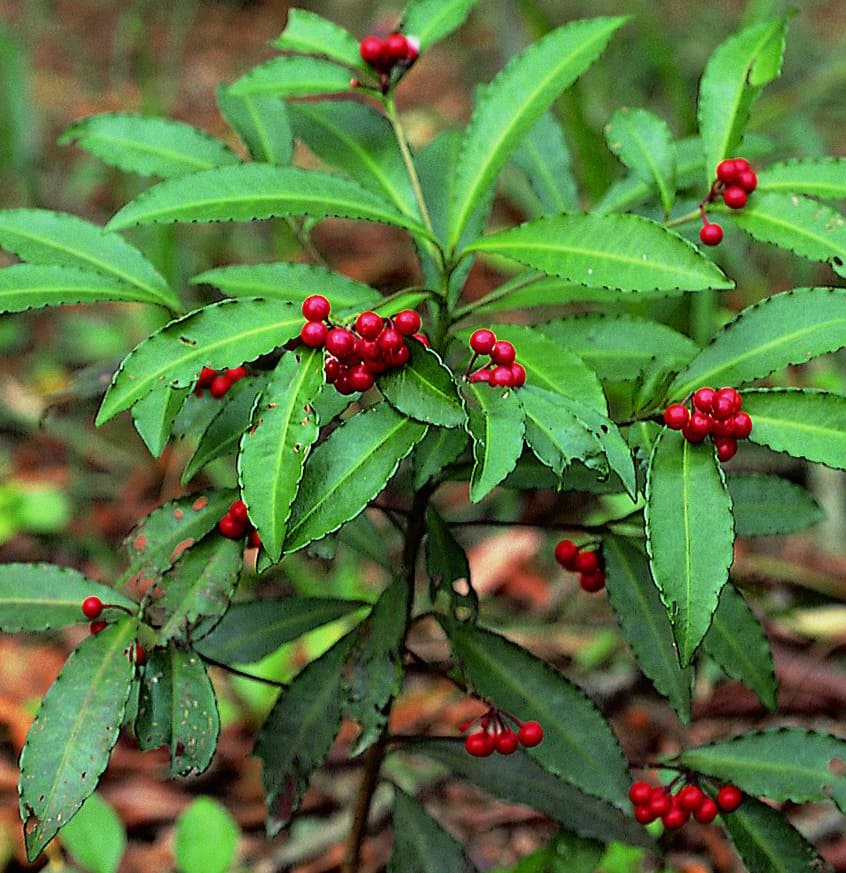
[664,207,702,229]
[452,271,546,322]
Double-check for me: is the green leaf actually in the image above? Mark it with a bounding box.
[405,739,651,848]
[0,208,179,311]
[174,797,239,873]
[122,491,235,584]
[0,563,135,632]
[497,832,604,873]
[96,299,300,425]
[255,632,355,835]
[466,214,733,292]
[464,383,525,501]
[58,113,240,178]
[389,789,478,873]
[425,506,477,620]
[289,100,418,218]
[604,536,692,722]
[216,85,293,165]
[157,536,242,644]
[702,582,777,710]
[676,728,846,811]
[195,596,366,664]
[228,55,352,98]
[511,113,579,215]
[742,388,846,470]
[726,192,846,275]
[344,579,407,755]
[400,0,482,49]
[447,17,627,250]
[668,287,846,400]
[413,426,469,489]
[380,343,466,427]
[131,384,189,458]
[757,157,846,199]
[272,9,363,68]
[604,107,676,215]
[134,648,172,751]
[59,793,126,873]
[238,351,323,560]
[445,621,631,806]
[284,404,427,552]
[721,795,832,873]
[19,620,137,860]
[540,313,699,383]
[698,18,787,184]
[106,165,431,238]
[727,473,824,537]
[192,261,381,309]
[644,429,734,666]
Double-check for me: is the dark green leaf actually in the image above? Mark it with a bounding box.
[167,646,220,777]
[444,621,631,806]
[604,536,692,722]
[59,793,125,873]
[272,9,363,68]
[400,0,482,50]
[131,384,189,458]
[511,113,579,215]
[644,429,734,666]
[134,648,171,751]
[19,620,137,860]
[425,506,477,620]
[728,473,824,537]
[757,157,846,199]
[412,426,469,489]
[284,404,427,552]
[702,583,777,710]
[228,55,352,98]
[216,85,293,165]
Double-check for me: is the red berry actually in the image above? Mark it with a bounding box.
[229,499,250,525]
[490,340,516,366]
[393,309,421,336]
[699,222,724,246]
[692,387,717,413]
[248,528,262,549]
[197,366,217,388]
[468,368,492,383]
[226,365,248,383]
[326,327,357,360]
[662,805,689,830]
[300,320,327,348]
[575,550,600,574]
[470,329,496,355]
[629,781,653,806]
[301,294,330,322]
[716,158,740,184]
[464,730,494,757]
[348,363,375,393]
[355,311,384,340]
[635,805,657,825]
[210,375,231,398]
[677,784,705,811]
[494,729,519,755]
[554,539,579,570]
[81,596,104,619]
[738,169,757,192]
[488,365,514,387]
[730,410,753,439]
[733,158,751,173]
[517,720,543,748]
[128,642,146,666]
[723,185,748,209]
[383,32,410,64]
[359,35,385,67]
[713,435,738,462]
[325,356,342,383]
[682,410,712,443]
[218,514,247,540]
[335,372,356,395]
[385,343,410,368]
[378,327,404,354]
[716,785,743,812]
[509,362,526,387]
[579,570,606,593]
[412,332,429,347]
[693,797,719,824]
[648,789,672,817]
[713,387,742,418]
[405,36,420,63]
[663,403,690,430]
[89,619,108,635]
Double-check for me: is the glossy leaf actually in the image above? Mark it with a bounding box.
[380,343,466,427]
[721,795,832,873]
[58,113,239,178]
[228,55,352,98]
[195,597,366,664]
[406,739,650,848]
[106,165,431,238]
[272,9,363,68]
[389,789,478,873]
[698,18,787,185]
[469,275,623,314]
[412,426,469,489]
[131,384,189,458]
[60,792,125,873]
[96,299,300,425]
[238,350,323,560]
[726,192,846,275]
[644,429,734,666]
[466,214,733,292]
[0,208,178,311]
[157,535,243,643]
[284,404,427,552]
[192,261,381,309]
[216,85,293,165]
[757,157,846,199]
[741,388,846,470]
[134,648,172,751]
[727,473,824,537]
[676,728,846,811]
[668,287,846,400]
[447,17,627,250]
[0,563,135,632]
[604,536,692,722]
[445,621,631,806]
[511,113,579,215]
[255,632,355,835]
[19,620,137,860]
[400,0,482,49]
[604,107,675,214]
[425,506,477,620]
[464,383,525,502]
[702,582,777,710]
[289,100,418,217]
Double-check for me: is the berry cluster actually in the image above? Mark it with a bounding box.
[299,295,426,395]
[554,539,606,592]
[698,157,758,246]
[80,595,145,661]
[195,365,249,399]
[663,386,752,462]
[462,707,544,757]
[629,779,742,830]
[359,31,419,78]
[467,329,526,388]
[218,499,261,548]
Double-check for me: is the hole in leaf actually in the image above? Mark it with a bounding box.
[452,578,470,596]
[829,756,846,777]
